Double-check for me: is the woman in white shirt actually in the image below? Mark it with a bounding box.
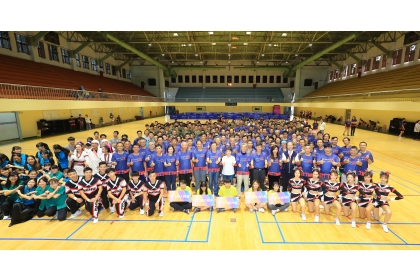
[221,147,236,183]
[68,143,88,176]
[319,119,326,135]
[100,146,114,168]
[414,120,420,141]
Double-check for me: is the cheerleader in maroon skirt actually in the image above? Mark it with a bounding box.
[373,171,403,233]
[321,169,342,226]
[340,171,359,228]
[305,168,322,222]
[357,169,375,230]
[288,167,306,221]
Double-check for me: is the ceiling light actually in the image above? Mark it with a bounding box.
[273,44,278,46]
[162,54,165,56]
[181,44,186,47]
[148,43,152,46]
[173,33,178,36]
[200,61,203,63]
[285,61,288,63]
[195,53,198,56]
[261,54,265,56]
[246,32,251,35]
[282,33,287,36]
[231,46,237,49]
[188,43,192,46]
[309,43,313,46]
[244,43,248,45]
[295,54,298,56]
[228,54,231,56]
[256,61,259,64]
[228,43,231,46]
[171,61,174,63]
[208,32,214,35]
[212,43,216,45]
[232,36,239,40]
[268,44,272,46]
[228,61,231,63]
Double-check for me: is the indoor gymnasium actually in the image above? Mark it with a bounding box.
[0,1,418,278]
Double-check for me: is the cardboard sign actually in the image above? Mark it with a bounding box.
[168,190,191,202]
[268,192,291,205]
[192,195,214,207]
[215,196,239,209]
[245,191,268,204]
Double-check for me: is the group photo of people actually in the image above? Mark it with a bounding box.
[0,116,403,233]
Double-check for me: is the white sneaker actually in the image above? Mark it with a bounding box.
[249,208,255,213]
[381,208,386,215]
[351,220,356,228]
[335,218,341,226]
[119,214,124,219]
[110,206,115,213]
[52,213,58,219]
[3,215,9,220]
[159,211,164,217]
[140,208,144,215]
[301,213,307,221]
[382,224,389,233]
[314,215,319,222]
[282,208,288,212]
[69,209,82,219]
[271,210,277,216]
[258,208,265,213]
[366,222,371,230]
[319,205,324,209]
[93,218,98,224]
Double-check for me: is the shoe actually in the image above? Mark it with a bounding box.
[314,215,319,222]
[233,208,237,213]
[258,208,265,213]
[351,220,356,228]
[110,206,115,213]
[366,222,371,230]
[319,205,324,209]
[69,209,82,219]
[301,213,307,221]
[183,209,190,215]
[93,218,98,224]
[335,218,341,226]
[381,208,386,215]
[382,224,389,233]
[249,208,255,213]
[210,207,214,211]
[3,215,9,220]
[119,214,124,219]
[219,208,225,212]
[271,210,277,216]
[282,208,288,212]
[194,208,201,213]
[159,211,164,217]
[140,208,144,215]
[217,209,221,213]
[52,213,58,219]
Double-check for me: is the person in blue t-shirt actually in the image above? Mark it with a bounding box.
[341,146,359,183]
[356,141,374,182]
[111,142,130,182]
[192,140,207,191]
[267,146,281,190]
[295,144,315,179]
[53,144,70,171]
[127,144,146,182]
[316,144,340,182]
[12,178,37,227]
[206,142,222,195]
[163,146,179,191]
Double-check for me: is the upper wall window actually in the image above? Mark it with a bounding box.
[0,31,11,50]
[15,33,29,54]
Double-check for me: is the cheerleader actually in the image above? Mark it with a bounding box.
[288,167,307,221]
[94,162,112,213]
[305,168,323,222]
[68,143,88,176]
[0,153,10,168]
[373,171,404,233]
[10,146,27,166]
[35,142,53,162]
[321,169,342,226]
[340,171,359,228]
[106,168,129,219]
[43,178,68,221]
[357,169,376,229]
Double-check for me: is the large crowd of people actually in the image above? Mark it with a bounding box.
[0,116,404,233]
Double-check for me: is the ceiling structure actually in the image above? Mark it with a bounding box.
[59,31,407,77]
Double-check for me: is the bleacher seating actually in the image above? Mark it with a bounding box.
[0,54,154,96]
[175,87,284,102]
[301,64,420,101]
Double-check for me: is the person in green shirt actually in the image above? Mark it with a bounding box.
[194,181,213,212]
[245,180,267,213]
[217,179,238,213]
[32,176,54,217]
[43,178,68,221]
[169,180,192,214]
[49,166,64,182]
[0,172,22,220]
[268,182,289,216]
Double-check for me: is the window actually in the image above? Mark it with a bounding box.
[15,33,29,54]
[343,66,348,76]
[199,75,203,83]
[269,76,274,83]
[227,76,232,83]
[364,58,371,72]
[205,75,210,83]
[220,76,225,83]
[82,55,89,69]
[334,69,339,79]
[382,54,387,68]
[392,48,402,65]
[121,69,126,78]
[61,48,71,64]
[44,32,60,45]
[282,77,288,83]
[171,77,176,83]
[276,76,281,83]
[91,58,97,71]
[234,76,239,83]
[404,45,416,62]
[262,76,267,83]
[185,75,190,83]
[350,63,356,75]
[212,75,217,83]
[249,76,254,83]
[126,70,131,79]
[256,76,261,83]
[0,31,11,50]
[241,76,246,83]
[178,75,183,83]
[111,65,117,76]
[48,44,59,62]
[192,75,196,83]
[372,55,380,70]
[105,63,110,74]
[329,71,333,81]
[37,41,46,58]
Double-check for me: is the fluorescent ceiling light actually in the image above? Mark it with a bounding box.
[282,33,287,36]
[173,33,178,36]
[246,32,251,35]
[208,32,214,35]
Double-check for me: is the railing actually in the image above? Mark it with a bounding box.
[296,88,420,102]
[0,83,165,102]
[175,97,289,103]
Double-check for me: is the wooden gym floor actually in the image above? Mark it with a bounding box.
[1,116,420,250]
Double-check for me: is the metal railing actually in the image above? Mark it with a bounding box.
[0,83,165,102]
[296,88,420,102]
[174,97,289,103]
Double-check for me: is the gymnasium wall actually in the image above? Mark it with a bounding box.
[175,103,278,113]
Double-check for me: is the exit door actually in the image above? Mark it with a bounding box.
[139,107,144,117]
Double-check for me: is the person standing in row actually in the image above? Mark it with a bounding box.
[251,143,267,191]
[192,140,207,191]
[281,142,297,189]
[413,120,420,141]
[178,141,193,187]
[350,116,358,136]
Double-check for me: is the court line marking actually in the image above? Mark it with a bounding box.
[184,212,196,241]
[0,237,208,243]
[261,241,418,246]
[254,212,265,243]
[258,221,420,225]
[377,220,408,244]
[371,149,420,167]
[28,218,210,223]
[205,210,213,242]
[273,215,285,243]
[373,155,420,174]
[66,218,92,240]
